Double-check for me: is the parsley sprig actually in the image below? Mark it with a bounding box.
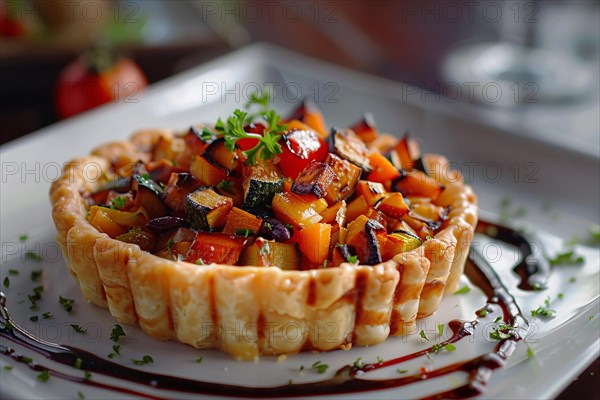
[530,296,556,318]
[202,108,286,165]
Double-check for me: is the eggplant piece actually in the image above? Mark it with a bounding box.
[323,153,361,205]
[185,187,233,231]
[116,227,157,252]
[363,219,387,265]
[204,138,239,172]
[95,176,130,194]
[349,112,379,143]
[146,216,189,233]
[291,160,338,198]
[241,163,284,216]
[258,217,292,242]
[328,127,372,171]
[163,172,203,212]
[131,173,167,219]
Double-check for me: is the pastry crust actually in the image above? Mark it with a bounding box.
[50,131,477,360]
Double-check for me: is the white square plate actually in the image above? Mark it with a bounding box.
[1,43,598,400]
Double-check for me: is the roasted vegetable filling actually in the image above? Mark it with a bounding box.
[86,95,453,269]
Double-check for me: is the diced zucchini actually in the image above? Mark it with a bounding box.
[185,187,233,231]
[291,160,338,198]
[241,163,283,216]
[387,230,423,254]
[239,238,300,270]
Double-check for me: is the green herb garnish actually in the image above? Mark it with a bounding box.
[71,324,87,334]
[19,234,29,242]
[376,356,384,364]
[531,297,556,318]
[31,270,42,282]
[202,108,286,165]
[235,229,255,238]
[548,250,584,266]
[37,370,50,382]
[4,365,13,371]
[84,371,92,380]
[42,312,53,320]
[419,329,429,341]
[132,355,154,366]
[111,196,127,209]
[526,344,535,358]
[217,179,235,195]
[397,369,408,374]
[8,269,18,275]
[454,285,470,295]
[195,356,203,364]
[569,276,576,283]
[74,357,83,369]
[312,361,329,374]
[437,323,444,336]
[59,296,75,312]
[25,251,43,262]
[110,324,126,342]
[78,391,85,399]
[346,254,359,264]
[353,357,365,369]
[3,277,9,288]
[30,315,38,322]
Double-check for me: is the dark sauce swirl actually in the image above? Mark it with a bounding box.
[0,219,537,399]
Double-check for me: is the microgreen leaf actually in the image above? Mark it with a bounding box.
[454,285,470,295]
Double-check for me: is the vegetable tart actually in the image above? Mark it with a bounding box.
[50,95,477,360]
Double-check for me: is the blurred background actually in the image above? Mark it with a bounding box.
[1,0,599,149]
[0,0,598,396]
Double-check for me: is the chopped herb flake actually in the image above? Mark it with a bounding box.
[30,315,38,322]
[548,250,585,266]
[217,180,235,195]
[78,391,85,399]
[376,356,384,364]
[437,324,444,336]
[235,229,255,238]
[84,371,92,380]
[3,277,9,288]
[353,357,365,369]
[132,355,153,366]
[4,365,13,371]
[74,357,83,369]
[111,196,127,209]
[21,356,33,364]
[112,344,121,355]
[445,344,456,352]
[25,251,43,262]
[110,324,126,342]
[419,329,429,341]
[167,239,175,250]
[526,345,535,358]
[312,361,329,374]
[454,285,471,295]
[557,293,564,300]
[8,269,18,275]
[19,234,29,242]
[59,296,75,312]
[346,254,359,264]
[480,310,488,317]
[531,297,556,318]
[37,369,50,382]
[195,356,203,364]
[569,276,576,283]
[397,369,408,374]
[42,312,53,320]
[31,270,43,282]
[71,324,87,334]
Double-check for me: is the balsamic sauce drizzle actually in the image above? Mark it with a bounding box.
[1,220,537,399]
